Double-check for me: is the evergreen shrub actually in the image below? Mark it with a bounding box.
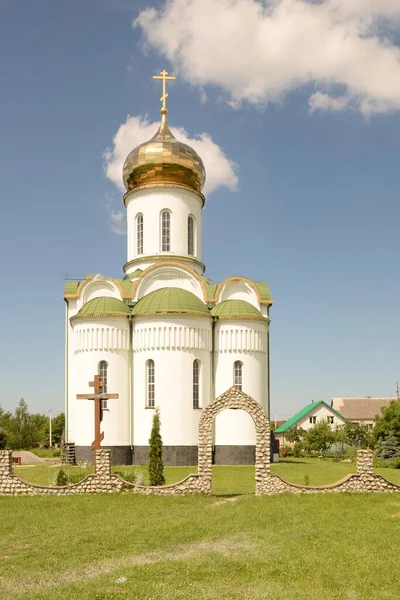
[56,469,68,486]
[148,408,165,486]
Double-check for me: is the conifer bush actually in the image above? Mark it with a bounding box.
[56,469,68,486]
[148,408,165,486]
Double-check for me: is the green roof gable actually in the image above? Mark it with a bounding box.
[73,297,130,320]
[132,287,210,317]
[274,401,347,433]
[254,281,271,303]
[211,300,264,320]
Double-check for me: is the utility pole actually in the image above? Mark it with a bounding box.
[48,410,52,449]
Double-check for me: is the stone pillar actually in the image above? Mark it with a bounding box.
[357,449,373,476]
[95,449,111,478]
[0,450,13,476]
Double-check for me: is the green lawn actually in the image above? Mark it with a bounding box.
[1,490,400,599]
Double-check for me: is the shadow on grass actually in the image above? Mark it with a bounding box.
[278,459,308,464]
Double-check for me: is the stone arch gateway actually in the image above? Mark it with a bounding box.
[197,386,271,495]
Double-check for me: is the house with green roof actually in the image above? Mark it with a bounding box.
[274,401,347,445]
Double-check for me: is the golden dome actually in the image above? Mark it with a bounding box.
[122,112,206,193]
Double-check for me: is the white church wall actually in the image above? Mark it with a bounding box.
[218,280,260,309]
[214,320,268,446]
[132,316,212,447]
[134,265,205,303]
[68,318,130,447]
[126,187,203,269]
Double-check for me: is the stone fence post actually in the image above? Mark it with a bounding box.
[0,450,13,476]
[95,449,111,478]
[357,449,373,476]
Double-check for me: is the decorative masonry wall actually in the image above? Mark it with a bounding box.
[1,388,399,496]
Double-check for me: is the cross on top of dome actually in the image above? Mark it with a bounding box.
[152,69,176,116]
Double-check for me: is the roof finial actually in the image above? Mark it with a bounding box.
[153,69,176,120]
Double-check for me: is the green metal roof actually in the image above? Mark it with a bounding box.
[254,281,271,302]
[204,282,218,300]
[211,300,263,319]
[74,297,131,319]
[132,287,209,317]
[64,281,79,296]
[274,401,347,433]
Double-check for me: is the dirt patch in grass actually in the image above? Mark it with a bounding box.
[4,538,255,597]
[213,496,241,506]
[392,512,400,518]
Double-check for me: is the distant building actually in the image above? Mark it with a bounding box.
[331,398,396,430]
[274,400,347,445]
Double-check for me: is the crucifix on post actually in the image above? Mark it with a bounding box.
[77,375,119,466]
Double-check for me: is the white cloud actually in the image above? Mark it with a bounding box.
[134,0,400,115]
[109,210,126,235]
[104,114,238,195]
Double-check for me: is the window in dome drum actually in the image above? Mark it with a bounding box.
[137,214,143,255]
[188,215,194,255]
[161,210,170,252]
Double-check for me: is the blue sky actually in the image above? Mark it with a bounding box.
[1,0,400,420]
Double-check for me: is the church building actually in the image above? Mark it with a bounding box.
[63,72,272,466]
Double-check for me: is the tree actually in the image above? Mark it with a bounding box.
[285,427,305,444]
[303,421,338,453]
[0,429,7,449]
[6,399,36,450]
[374,399,400,445]
[337,422,374,449]
[52,413,65,446]
[375,435,400,460]
[148,408,165,486]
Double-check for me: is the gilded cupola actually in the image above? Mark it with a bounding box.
[122,70,206,194]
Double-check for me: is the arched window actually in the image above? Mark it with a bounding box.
[98,361,108,409]
[146,359,155,408]
[136,214,143,255]
[233,361,243,391]
[188,215,195,256]
[161,210,171,252]
[193,359,200,409]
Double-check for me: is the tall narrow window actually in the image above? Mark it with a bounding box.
[233,361,243,391]
[147,359,155,408]
[161,210,170,252]
[188,216,194,256]
[137,214,143,255]
[193,359,200,409]
[99,361,108,409]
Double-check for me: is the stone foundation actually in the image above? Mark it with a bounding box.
[75,445,132,465]
[132,446,198,466]
[213,445,255,465]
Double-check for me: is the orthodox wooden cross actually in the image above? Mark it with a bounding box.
[153,69,176,112]
[76,375,119,452]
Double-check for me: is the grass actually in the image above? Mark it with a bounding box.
[1,490,400,599]
[29,448,61,458]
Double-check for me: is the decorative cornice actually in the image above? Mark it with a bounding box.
[213,276,273,306]
[123,183,205,208]
[70,312,130,323]
[216,315,269,324]
[133,311,211,319]
[131,261,209,303]
[123,255,206,276]
[64,275,133,300]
